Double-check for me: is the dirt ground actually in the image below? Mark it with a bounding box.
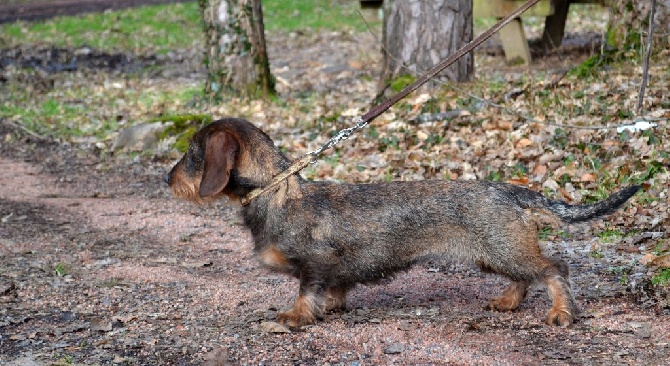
[0,0,193,23]
[1,118,669,364]
[1,4,670,365]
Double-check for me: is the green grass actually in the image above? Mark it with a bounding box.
[597,229,624,243]
[589,250,604,259]
[0,1,377,53]
[538,226,570,241]
[54,263,69,277]
[0,95,86,137]
[651,269,670,287]
[263,0,377,32]
[0,0,380,143]
[1,2,202,53]
[652,241,669,256]
[0,73,202,140]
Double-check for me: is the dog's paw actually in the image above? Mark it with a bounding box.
[277,309,316,327]
[485,281,528,312]
[486,296,521,311]
[546,308,574,326]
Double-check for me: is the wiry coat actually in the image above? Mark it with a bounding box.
[166,118,640,327]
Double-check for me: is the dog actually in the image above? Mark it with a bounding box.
[165,117,640,327]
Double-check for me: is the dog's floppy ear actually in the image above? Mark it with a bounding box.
[199,131,239,197]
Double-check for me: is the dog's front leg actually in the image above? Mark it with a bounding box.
[277,276,324,327]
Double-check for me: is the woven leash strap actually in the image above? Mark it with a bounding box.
[240,0,542,206]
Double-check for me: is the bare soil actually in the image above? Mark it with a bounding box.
[1,121,668,364]
[0,0,193,23]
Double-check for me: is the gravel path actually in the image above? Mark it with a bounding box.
[1,120,669,365]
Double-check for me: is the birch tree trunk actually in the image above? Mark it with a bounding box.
[200,0,274,98]
[379,0,473,92]
[607,0,670,50]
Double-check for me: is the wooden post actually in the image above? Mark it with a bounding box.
[541,0,570,50]
[500,18,532,64]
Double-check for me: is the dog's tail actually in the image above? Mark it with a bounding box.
[508,185,641,223]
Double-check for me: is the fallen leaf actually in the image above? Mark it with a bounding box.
[623,232,664,246]
[558,187,573,201]
[348,60,363,70]
[580,173,598,182]
[639,253,657,266]
[496,120,514,130]
[532,164,548,176]
[515,138,532,149]
[650,254,670,268]
[259,321,291,333]
[507,177,529,185]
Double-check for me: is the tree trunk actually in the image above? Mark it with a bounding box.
[200,0,274,98]
[606,0,670,51]
[379,0,473,92]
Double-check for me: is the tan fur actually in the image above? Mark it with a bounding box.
[259,246,291,270]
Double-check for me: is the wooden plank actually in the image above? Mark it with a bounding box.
[473,0,554,18]
[499,18,532,64]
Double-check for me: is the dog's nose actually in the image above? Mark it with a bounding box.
[163,172,171,185]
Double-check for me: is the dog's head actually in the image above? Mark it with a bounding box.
[165,118,291,204]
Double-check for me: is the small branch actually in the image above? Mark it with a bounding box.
[1,119,48,140]
[636,0,657,115]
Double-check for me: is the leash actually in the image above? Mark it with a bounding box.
[241,0,542,206]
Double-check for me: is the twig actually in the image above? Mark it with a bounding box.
[1,119,48,140]
[636,0,657,115]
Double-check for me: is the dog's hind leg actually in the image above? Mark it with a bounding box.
[542,258,579,326]
[480,226,579,326]
[486,280,530,311]
[277,273,326,327]
[324,287,349,312]
[277,292,319,327]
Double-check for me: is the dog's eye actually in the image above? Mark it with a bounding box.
[181,145,202,174]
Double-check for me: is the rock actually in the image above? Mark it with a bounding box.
[181,260,213,268]
[203,346,232,366]
[628,322,651,339]
[90,318,113,332]
[4,355,42,366]
[383,343,405,354]
[113,122,171,152]
[542,178,559,191]
[259,321,291,334]
[397,321,418,331]
[616,245,641,253]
